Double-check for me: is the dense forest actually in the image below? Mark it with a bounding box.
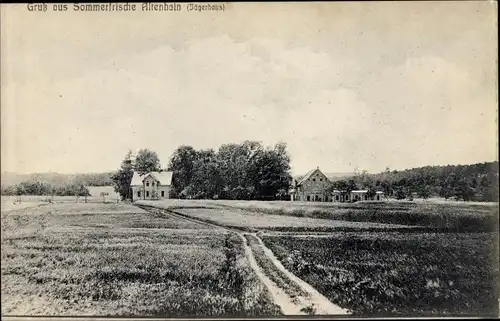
[335,161,499,202]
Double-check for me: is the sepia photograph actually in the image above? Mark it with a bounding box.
[1,1,498,319]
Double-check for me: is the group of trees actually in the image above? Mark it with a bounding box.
[110,141,292,201]
[332,162,498,202]
[1,180,90,197]
[0,172,113,199]
[167,141,292,200]
[110,149,163,200]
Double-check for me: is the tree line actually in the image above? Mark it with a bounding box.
[111,141,292,201]
[1,172,113,189]
[1,180,90,197]
[330,162,498,202]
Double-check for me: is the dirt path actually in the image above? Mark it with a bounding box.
[238,233,307,315]
[244,232,348,315]
[135,204,350,316]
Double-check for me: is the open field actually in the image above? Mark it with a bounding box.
[2,198,498,317]
[86,186,119,200]
[136,199,498,232]
[1,195,120,213]
[262,232,499,317]
[136,200,420,232]
[137,199,499,317]
[216,200,498,232]
[1,202,281,316]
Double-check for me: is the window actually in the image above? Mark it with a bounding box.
[161,191,165,197]
[146,182,149,187]
[336,195,339,201]
[152,182,155,187]
[137,191,141,197]
[312,178,316,182]
[146,191,150,198]
[320,178,323,181]
[307,196,310,201]
[377,195,380,201]
[345,195,349,201]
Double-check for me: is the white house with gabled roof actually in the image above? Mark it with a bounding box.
[130,171,173,201]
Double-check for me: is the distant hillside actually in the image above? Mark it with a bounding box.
[343,161,499,202]
[1,171,114,188]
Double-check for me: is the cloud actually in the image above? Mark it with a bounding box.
[359,55,497,170]
[2,31,496,174]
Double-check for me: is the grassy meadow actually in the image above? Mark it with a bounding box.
[262,232,499,317]
[137,199,499,316]
[1,202,281,316]
[2,197,498,317]
[137,198,498,232]
[137,200,419,232]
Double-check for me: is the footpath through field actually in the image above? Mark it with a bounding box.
[135,204,349,316]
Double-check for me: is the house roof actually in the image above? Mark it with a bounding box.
[130,171,173,186]
[296,167,330,186]
[294,172,353,183]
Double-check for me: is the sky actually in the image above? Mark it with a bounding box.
[1,2,498,176]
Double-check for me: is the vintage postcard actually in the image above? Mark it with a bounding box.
[1,1,498,319]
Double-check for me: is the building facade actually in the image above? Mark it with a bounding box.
[332,190,384,202]
[290,167,332,202]
[130,171,173,201]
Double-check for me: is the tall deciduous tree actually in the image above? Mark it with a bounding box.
[134,149,161,175]
[111,150,134,200]
[417,185,432,199]
[454,179,475,201]
[167,145,198,198]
